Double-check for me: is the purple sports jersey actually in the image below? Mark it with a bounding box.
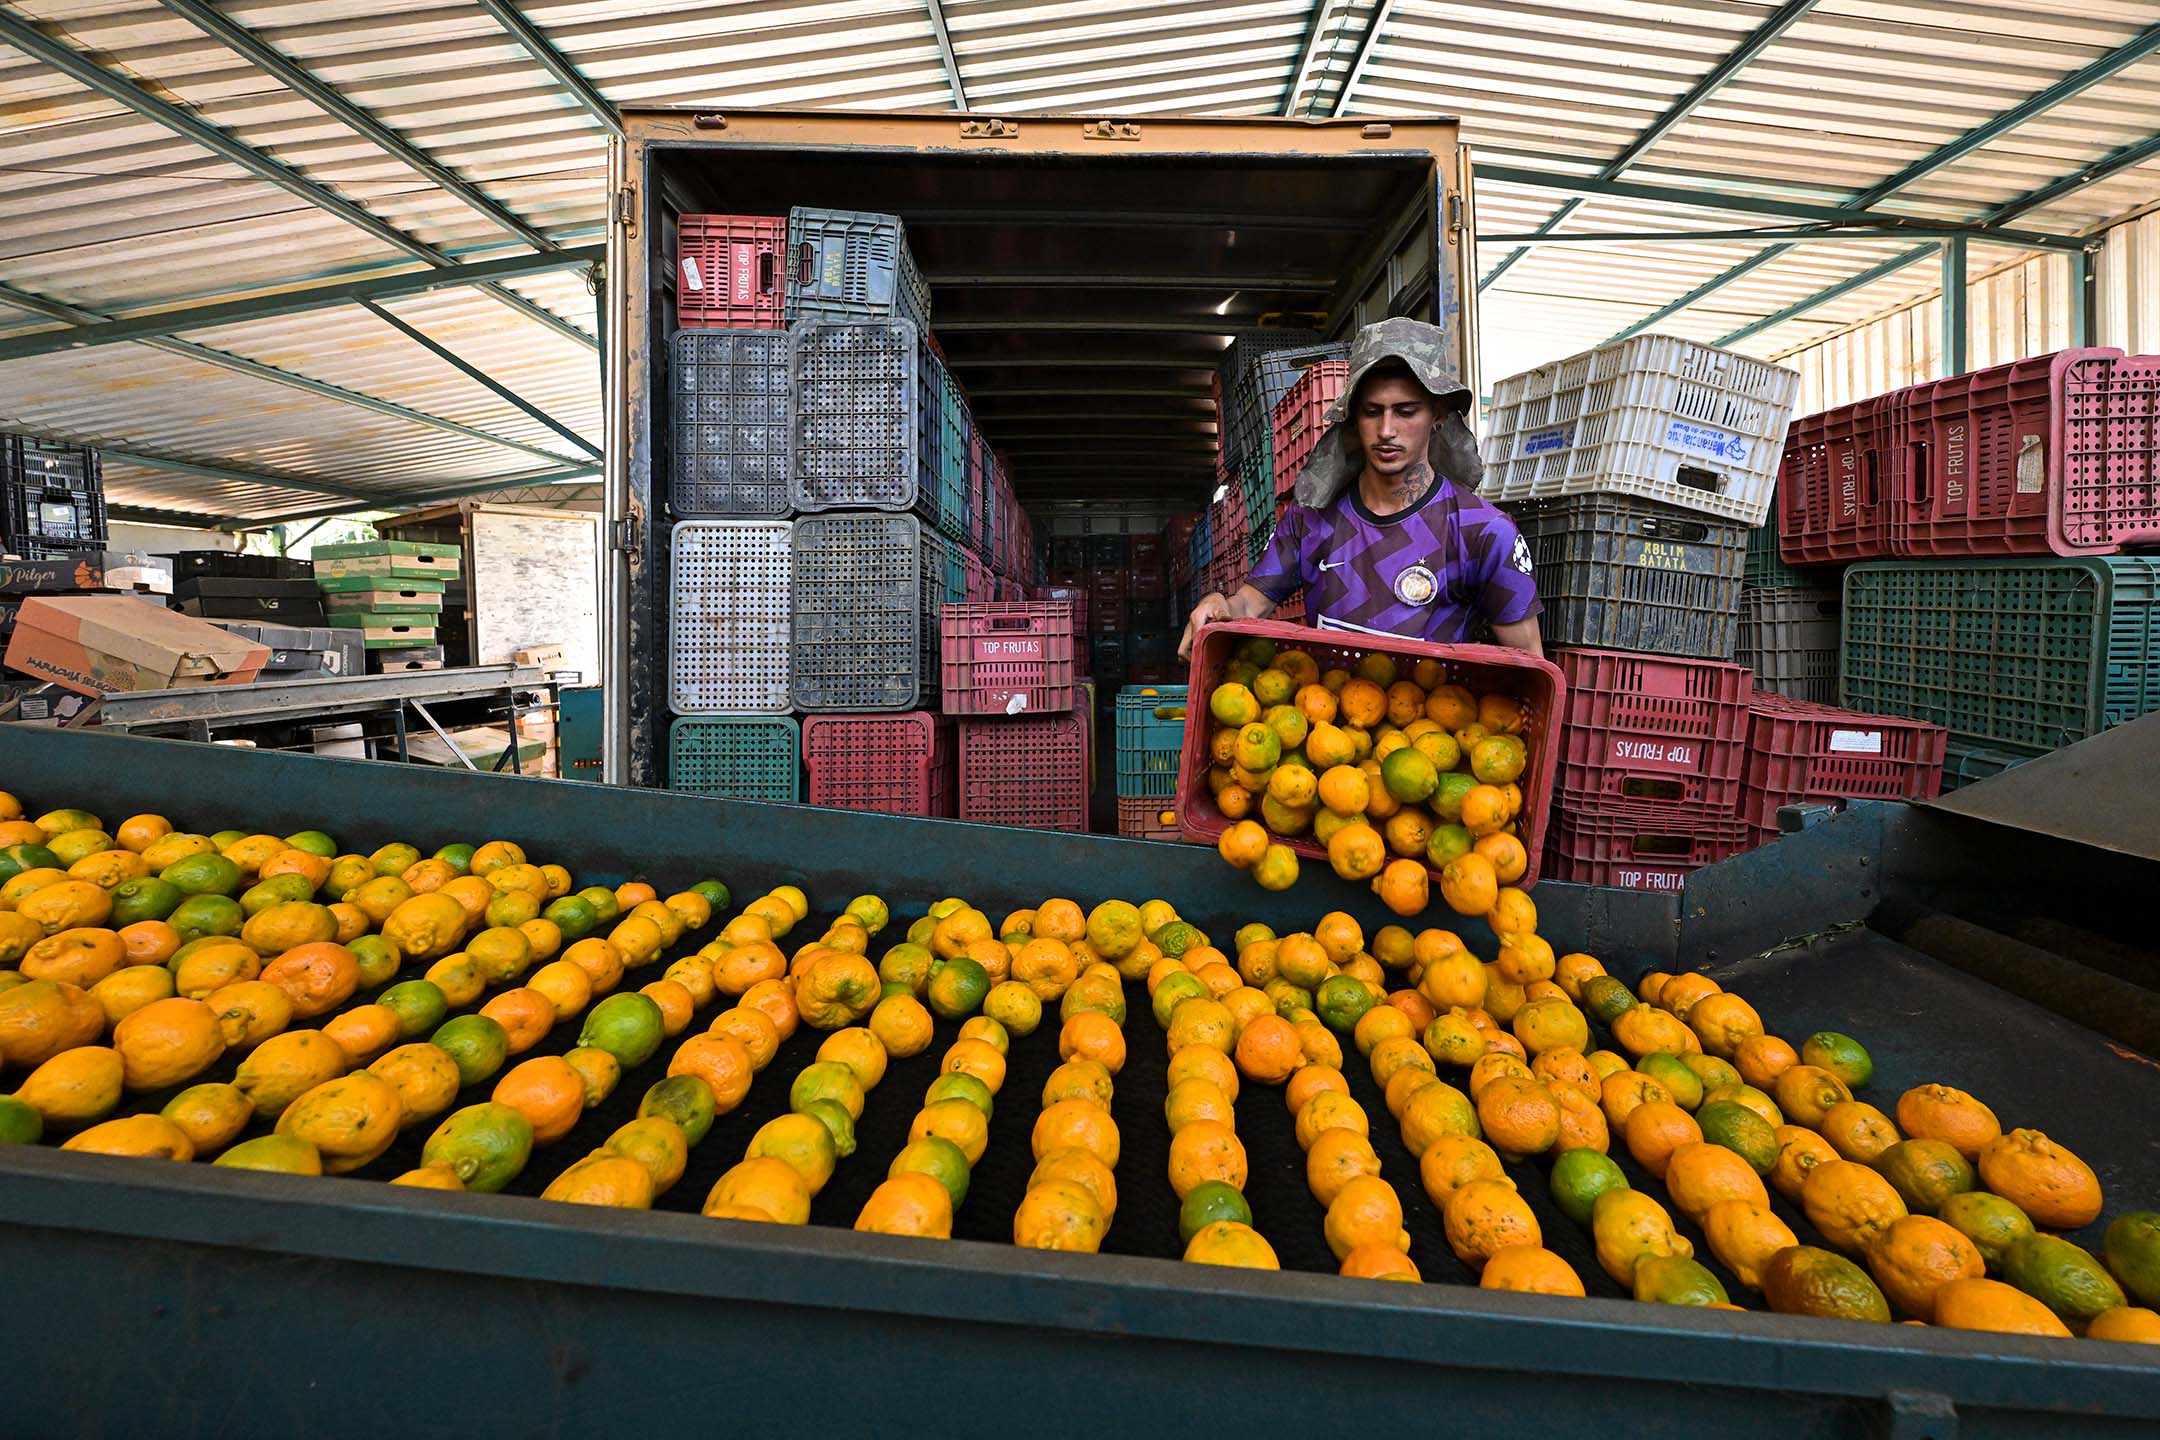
[1247,476,1541,640]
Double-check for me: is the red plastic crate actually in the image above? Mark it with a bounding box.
[1543,811,1755,892]
[1776,393,1901,565]
[1271,360,1349,497]
[1177,620,1565,888]
[1739,691,1946,830]
[1554,648,1751,815]
[939,601,1077,716]
[1274,590,1308,624]
[675,214,785,328]
[1117,794,1183,842]
[959,713,1088,832]
[802,712,955,817]
[1900,347,2160,557]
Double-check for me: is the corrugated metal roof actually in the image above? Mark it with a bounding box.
[0,0,2155,523]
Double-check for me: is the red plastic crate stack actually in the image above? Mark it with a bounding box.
[964,551,990,602]
[1041,586,1089,674]
[675,214,785,328]
[802,712,956,817]
[1271,360,1348,497]
[1088,569,1128,633]
[1545,648,1755,891]
[958,710,1089,832]
[1117,795,1181,842]
[1739,691,1945,843]
[1775,392,1903,565]
[939,601,1077,716]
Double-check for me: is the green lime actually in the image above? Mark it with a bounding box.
[284,830,338,859]
[377,979,449,1039]
[1425,822,1475,867]
[2104,1212,2160,1309]
[1151,971,1209,1030]
[1579,975,1636,1027]
[689,879,730,910]
[110,876,183,925]
[1874,1138,1975,1214]
[1379,747,1439,804]
[925,955,991,1020]
[349,934,400,987]
[1315,974,1376,1033]
[1800,1031,1873,1089]
[2002,1233,2124,1331]
[1153,921,1205,958]
[577,885,621,925]
[208,829,247,851]
[430,1013,511,1088]
[213,1134,322,1174]
[638,1075,716,1147]
[0,843,60,884]
[1272,984,1315,1021]
[1635,1254,1730,1307]
[0,1094,43,1145]
[1178,1179,1253,1243]
[433,843,475,874]
[239,872,316,915]
[889,1136,971,1209]
[1232,922,1276,953]
[1638,1053,1703,1111]
[161,853,241,897]
[790,1061,865,1118]
[1549,1147,1629,1229]
[1937,1192,2034,1272]
[799,1097,856,1158]
[578,992,666,1068]
[923,1071,994,1119]
[542,895,598,941]
[421,1102,534,1194]
[168,893,244,942]
[1697,1100,1779,1175]
[1431,773,1479,823]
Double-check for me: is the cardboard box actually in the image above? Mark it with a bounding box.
[0,551,174,596]
[322,589,443,614]
[4,596,271,697]
[406,725,546,769]
[312,542,461,581]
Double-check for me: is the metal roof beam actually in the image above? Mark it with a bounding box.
[1711,246,1937,347]
[1481,0,1822,290]
[103,449,403,504]
[922,0,968,109]
[1482,226,2027,245]
[1327,0,1397,117]
[154,0,554,253]
[473,0,622,138]
[1281,0,1339,116]
[354,299,600,460]
[0,11,592,351]
[0,247,604,363]
[223,464,603,531]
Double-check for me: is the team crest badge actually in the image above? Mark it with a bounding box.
[1393,563,1438,607]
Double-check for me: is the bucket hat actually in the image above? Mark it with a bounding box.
[1291,317,1481,509]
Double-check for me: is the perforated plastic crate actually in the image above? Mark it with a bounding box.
[1735,586,1840,705]
[937,368,970,542]
[1116,794,1183,841]
[669,330,790,516]
[1542,810,1754,891]
[1900,347,2160,557]
[1484,334,1799,525]
[958,713,1088,832]
[940,601,1076,716]
[790,512,943,712]
[789,319,939,522]
[1272,360,1348,497]
[666,715,800,801]
[1744,489,1827,588]
[1115,684,1187,799]
[1554,647,1751,815]
[667,520,791,713]
[801,711,955,816]
[3,437,106,553]
[1840,557,2160,754]
[1506,493,1744,658]
[970,432,992,553]
[1239,453,1272,535]
[675,214,785,329]
[785,206,930,326]
[1940,738,2035,792]
[1739,691,1945,830]
[1222,329,1325,464]
[1776,395,1901,565]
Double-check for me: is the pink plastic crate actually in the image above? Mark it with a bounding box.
[1776,394,1901,565]
[1900,347,2160,557]
[1554,647,1751,815]
[1739,690,1946,830]
[802,712,955,817]
[1117,794,1183,842]
[964,551,991,602]
[1543,811,1755,892]
[959,713,1088,832]
[1271,360,1349,497]
[939,601,1077,716]
[676,214,785,328]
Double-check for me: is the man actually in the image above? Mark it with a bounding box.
[1178,317,1543,658]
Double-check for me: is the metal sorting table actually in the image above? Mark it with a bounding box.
[0,724,2156,1437]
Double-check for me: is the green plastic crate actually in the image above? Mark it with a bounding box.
[1841,558,2160,755]
[1744,499,1832,590]
[1939,738,2034,792]
[667,715,800,801]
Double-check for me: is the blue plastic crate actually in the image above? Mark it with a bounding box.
[1115,684,1188,799]
[667,715,800,801]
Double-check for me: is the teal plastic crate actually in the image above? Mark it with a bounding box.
[1115,684,1187,799]
[1743,495,1833,590]
[667,715,800,801]
[1940,738,2034,792]
[1239,453,1272,534]
[1841,557,2160,755]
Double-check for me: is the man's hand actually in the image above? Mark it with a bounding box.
[1178,592,1231,660]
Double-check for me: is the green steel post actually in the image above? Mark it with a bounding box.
[1941,236,1968,377]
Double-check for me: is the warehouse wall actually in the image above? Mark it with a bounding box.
[1774,210,2159,412]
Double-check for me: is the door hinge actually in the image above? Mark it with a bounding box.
[960,118,1019,140]
[1082,120,1141,142]
[692,113,727,130]
[611,516,640,553]
[614,186,638,227]
[1446,191,1466,238]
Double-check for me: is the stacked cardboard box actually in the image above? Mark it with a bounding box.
[312,540,459,671]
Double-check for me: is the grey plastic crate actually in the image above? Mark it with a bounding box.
[667,520,792,713]
[790,512,945,712]
[785,207,931,326]
[1507,492,1744,658]
[1221,328,1325,465]
[788,319,940,524]
[1736,585,1840,704]
[668,330,791,516]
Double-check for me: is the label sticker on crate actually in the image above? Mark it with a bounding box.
[680,256,704,291]
[1607,736,1701,773]
[1521,425,1574,457]
[2016,434,2045,494]
[1664,420,1751,464]
[972,637,1046,661]
[1613,867,1690,892]
[1621,538,1712,574]
[1828,728,1885,755]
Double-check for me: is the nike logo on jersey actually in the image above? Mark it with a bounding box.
[1317,558,1346,572]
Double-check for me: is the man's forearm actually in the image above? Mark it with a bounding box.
[1227,584,1277,619]
[1491,615,1544,659]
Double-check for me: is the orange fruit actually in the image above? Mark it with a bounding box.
[111,995,226,1090]
[277,1071,403,1172]
[320,1004,401,1067]
[21,927,126,989]
[1032,1097,1121,1168]
[1662,1140,1769,1221]
[1933,1277,2072,1337]
[1306,1127,1384,1207]
[380,893,469,961]
[113,814,172,853]
[1325,822,1385,882]
[1624,1100,1703,1179]
[258,941,361,1019]
[1443,1176,1539,1269]
[708,1006,782,1070]
[1015,1179,1109,1253]
[1281,1063,1342,1115]
[1030,1147,1118,1220]
[1167,1118,1247,1199]
[855,1172,955,1238]
[1733,1033,1800,1089]
[1802,1158,1910,1256]
[1820,1100,1902,1164]
[667,1034,754,1113]
[1976,1128,2102,1229]
[1059,1010,1127,1074]
[1894,1083,2002,1161]
[1769,1123,1840,1203]
[368,1042,462,1130]
[1293,1088,1369,1151]
[1418,1134,1506,1208]
[492,1055,586,1145]
[1480,1245,1587,1296]
[704,1156,812,1225]
[17,879,114,934]
[1870,1214,1984,1322]
[1701,1198,1800,1291]
[1476,1075,1560,1159]
[1043,1056,1117,1110]
[1438,852,1498,917]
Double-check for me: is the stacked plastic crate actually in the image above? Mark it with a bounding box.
[1775,346,2160,786]
[940,599,1086,832]
[1113,683,1187,840]
[1266,360,1349,624]
[2,436,107,561]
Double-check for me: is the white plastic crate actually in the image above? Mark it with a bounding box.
[1481,334,1799,526]
[669,520,792,713]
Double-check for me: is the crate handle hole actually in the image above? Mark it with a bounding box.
[1676,465,1721,492]
[758,252,777,297]
[1619,777,1686,803]
[1628,835,1694,858]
